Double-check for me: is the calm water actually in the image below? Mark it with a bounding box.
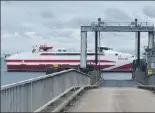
[1,58,45,86]
[1,58,132,86]
[102,72,132,80]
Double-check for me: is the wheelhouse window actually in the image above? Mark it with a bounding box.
[55,53,95,56]
[63,49,67,52]
[58,49,62,52]
[98,47,113,52]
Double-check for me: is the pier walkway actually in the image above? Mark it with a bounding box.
[67,81,155,112]
[1,69,155,112]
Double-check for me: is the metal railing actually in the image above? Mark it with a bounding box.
[135,71,155,85]
[91,21,154,27]
[145,73,155,85]
[1,69,90,112]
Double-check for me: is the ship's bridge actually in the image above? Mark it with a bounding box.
[98,46,113,52]
[98,46,135,58]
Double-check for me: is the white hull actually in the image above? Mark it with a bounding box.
[5,50,135,71]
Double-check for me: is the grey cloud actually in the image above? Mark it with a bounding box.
[43,20,66,29]
[119,49,135,54]
[1,24,27,35]
[104,8,132,21]
[45,29,75,40]
[66,17,94,29]
[41,10,54,19]
[55,30,74,38]
[2,23,49,38]
[143,6,155,18]
[2,1,155,54]
[1,33,32,53]
[43,17,95,30]
[118,47,145,55]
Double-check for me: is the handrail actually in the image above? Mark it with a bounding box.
[1,69,90,90]
[145,73,155,78]
[1,69,91,112]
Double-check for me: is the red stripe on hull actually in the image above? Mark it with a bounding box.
[5,59,115,63]
[7,64,115,71]
[111,63,132,70]
[40,53,55,55]
[40,53,104,56]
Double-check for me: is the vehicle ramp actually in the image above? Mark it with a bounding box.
[66,80,155,112]
[100,80,138,87]
[41,73,155,112]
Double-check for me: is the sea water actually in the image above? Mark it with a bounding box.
[1,58,45,86]
[1,58,132,86]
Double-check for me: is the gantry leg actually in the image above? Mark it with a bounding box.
[135,32,141,69]
[95,31,98,66]
[148,32,154,49]
[80,31,87,68]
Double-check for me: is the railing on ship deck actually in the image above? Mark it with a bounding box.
[1,69,90,112]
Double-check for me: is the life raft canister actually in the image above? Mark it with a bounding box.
[53,64,59,68]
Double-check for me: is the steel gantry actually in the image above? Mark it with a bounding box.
[80,18,155,70]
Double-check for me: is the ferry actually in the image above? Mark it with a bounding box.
[5,44,136,72]
[1,53,11,58]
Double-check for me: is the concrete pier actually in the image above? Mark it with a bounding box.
[67,87,155,112]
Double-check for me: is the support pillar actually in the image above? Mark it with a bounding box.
[148,32,154,49]
[135,31,141,69]
[98,31,101,71]
[147,32,155,71]
[80,31,87,68]
[95,31,98,66]
[135,32,138,59]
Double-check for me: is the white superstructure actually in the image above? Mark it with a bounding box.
[5,44,135,71]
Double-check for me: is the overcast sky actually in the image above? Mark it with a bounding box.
[1,1,155,54]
